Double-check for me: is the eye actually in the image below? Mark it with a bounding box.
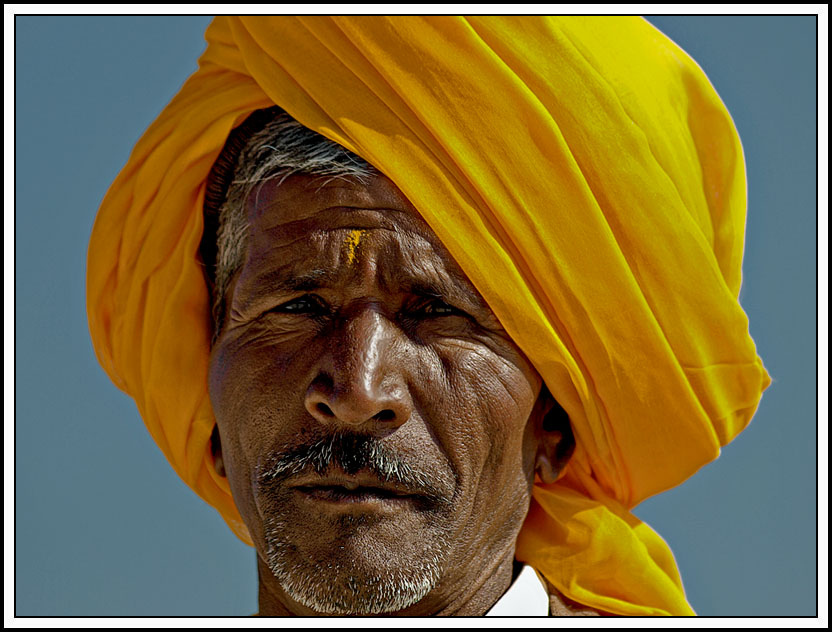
[412,298,462,318]
[270,294,328,316]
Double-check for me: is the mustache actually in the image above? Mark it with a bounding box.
[256,433,456,503]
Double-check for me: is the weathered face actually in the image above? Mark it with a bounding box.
[208,173,545,615]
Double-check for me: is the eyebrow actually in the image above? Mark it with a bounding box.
[234,268,336,312]
[382,269,486,312]
[247,268,338,296]
[239,265,485,314]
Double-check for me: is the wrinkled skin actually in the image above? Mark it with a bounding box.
[208,173,568,616]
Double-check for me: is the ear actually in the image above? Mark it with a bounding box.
[534,386,576,485]
[211,424,227,478]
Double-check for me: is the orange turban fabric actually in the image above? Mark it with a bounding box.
[87,16,770,616]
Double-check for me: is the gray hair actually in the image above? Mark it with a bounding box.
[210,111,378,336]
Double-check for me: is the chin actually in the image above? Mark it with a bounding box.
[261,513,453,615]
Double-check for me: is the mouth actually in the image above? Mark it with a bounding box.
[290,472,418,506]
[297,485,414,503]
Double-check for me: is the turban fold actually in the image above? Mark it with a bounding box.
[87,16,770,616]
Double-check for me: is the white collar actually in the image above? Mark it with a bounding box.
[484,564,549,617]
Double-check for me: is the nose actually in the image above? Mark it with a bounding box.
[304,306,412,431]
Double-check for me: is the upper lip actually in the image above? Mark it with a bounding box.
[288,471,416,496]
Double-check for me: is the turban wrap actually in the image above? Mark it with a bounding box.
[87,16,770,616]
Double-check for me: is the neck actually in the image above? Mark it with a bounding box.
[255,549,517,616]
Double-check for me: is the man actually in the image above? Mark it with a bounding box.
[87,17,770,616]
[202,108,583,615]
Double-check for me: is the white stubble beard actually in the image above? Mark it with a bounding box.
[262,512,454,615]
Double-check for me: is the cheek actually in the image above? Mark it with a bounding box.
[209,323,316,440]
[419,339,539,489]
[208,333,314,541]
[208,341,260,527]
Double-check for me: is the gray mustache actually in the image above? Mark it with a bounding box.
[257,433,455,503]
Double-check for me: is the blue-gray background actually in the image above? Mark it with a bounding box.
[15,16,817,616]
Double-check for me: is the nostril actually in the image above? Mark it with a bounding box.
[316,403,334,417]
[373,409,397,422]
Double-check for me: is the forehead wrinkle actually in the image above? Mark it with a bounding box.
[246,175,421,226]
[254,207,430,238]
[251,176,395,217]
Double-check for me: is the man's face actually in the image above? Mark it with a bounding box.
[208,173,544,615]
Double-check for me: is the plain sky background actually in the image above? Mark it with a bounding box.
[14,15,819,617]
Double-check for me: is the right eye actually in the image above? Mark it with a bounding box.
[270,294,328,316]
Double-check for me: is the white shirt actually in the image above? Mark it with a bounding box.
[484,564,549,617]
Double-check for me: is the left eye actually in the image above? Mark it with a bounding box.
[413,300,459,317]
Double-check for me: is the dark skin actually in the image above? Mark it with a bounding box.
[208,173,573,616]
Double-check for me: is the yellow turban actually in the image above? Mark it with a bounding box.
[87,16,770,616]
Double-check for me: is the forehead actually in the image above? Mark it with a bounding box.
[247,173,434,240]
[240,173,477,297]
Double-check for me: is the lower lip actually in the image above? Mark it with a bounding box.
[295,486,415,506]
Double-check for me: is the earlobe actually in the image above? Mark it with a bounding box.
[211,424,227,478]
[534,388,576,485]
[535,446,561,485]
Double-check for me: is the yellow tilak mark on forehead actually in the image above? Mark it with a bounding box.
[344,229,365,265]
